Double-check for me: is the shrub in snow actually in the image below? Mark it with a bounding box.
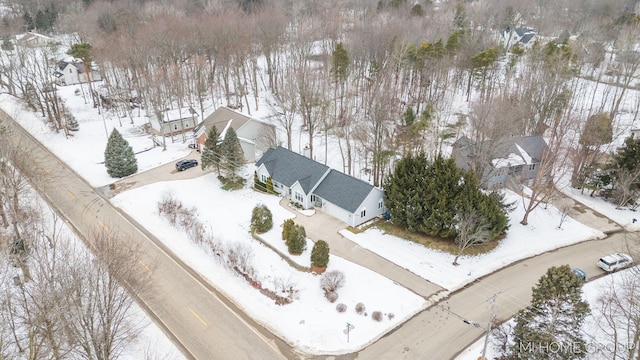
[372,311,383,322]
[282,219,294,242]
[310,240,330,268]
[251,204,273,233]
[336,303,347,313]
[321,270,345,294]
[325,291,338,303]
[387,313,395,320]
[286,224,307,255]
[355,303,366,315]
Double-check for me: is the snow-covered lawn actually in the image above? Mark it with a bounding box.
[1,89,191,188]
[341,189,605,291]
[111,174,427,354]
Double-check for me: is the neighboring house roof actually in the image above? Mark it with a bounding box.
[454,134,546,169]
[15,31,55,46]
[58,60,84,73]
[196,106,252,135]
[256,146,329,194]
[313,169,376,213]
[157,107,197,123]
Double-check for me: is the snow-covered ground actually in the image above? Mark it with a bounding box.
[111,173,427,354]
[341,189,604,291]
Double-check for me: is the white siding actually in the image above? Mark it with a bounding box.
[290,182,312,208]
[238,120,276,153]
[354,188,386,226]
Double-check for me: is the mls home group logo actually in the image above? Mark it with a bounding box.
[519,341,637,355]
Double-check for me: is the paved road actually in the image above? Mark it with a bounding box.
[357,231,634,360]
[1,111,291,360]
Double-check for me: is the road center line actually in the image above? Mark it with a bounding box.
[138,259,151,272]
[67,190,78,201]
[97,221,110,232]
[188,307,208,327]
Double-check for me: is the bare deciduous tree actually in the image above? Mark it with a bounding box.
[453,211,491,266]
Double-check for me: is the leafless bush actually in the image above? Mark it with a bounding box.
[274,276,299,301]
[336,303,347,313]
[157,192,180,225]
[177,205,198,228]
[226,242,254,276]
[372,311,383,322]
[387,313,395,320]
[321,270,345,294]
[355,302,366,315]
[325,291,339,303]
[188,221,207,245]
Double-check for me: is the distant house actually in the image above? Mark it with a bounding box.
[53,60,102,86]
[256,146,385,227]
[500,27,536,50]
[452,134,547,189]
[193,106,276,163]
[15,31,56,48]
[148,107,199,137]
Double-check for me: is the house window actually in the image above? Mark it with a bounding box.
[311,194,316,202]
[260,174,266,182]
[528,164,536,171]
[295,192,303,202]
[360,209,366,217]
[378,199,383,209]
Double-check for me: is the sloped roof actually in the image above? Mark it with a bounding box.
[256,146,329,194]
[454,134,546,169]
[313,169,375,213]
[201,106,252,135]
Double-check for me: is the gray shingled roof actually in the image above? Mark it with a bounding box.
[313,169,375,213]
[256,146,329,194]
[454,134,546,168]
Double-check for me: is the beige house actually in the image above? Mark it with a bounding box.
[148,107,199,136]
[193,107,276,163]
[15,31,56,48]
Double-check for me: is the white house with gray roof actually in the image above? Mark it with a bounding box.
[255,146,386,227]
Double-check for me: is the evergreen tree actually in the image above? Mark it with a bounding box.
[220,127,244,180]
[23,12,34,31]
[287,224,307,255]
[331,42,349,81]
[104,128,137,178]
[310,240,330,268]
[201,125,221,174]
[265,177,275,194]
[250,204,273,234]
[10,236,29,264]
[511,265,590,359]
[1,37,14,51]
[384,153,508,240]
[282,219,294,242]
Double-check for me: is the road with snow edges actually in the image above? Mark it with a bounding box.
[2,108,635,360]
[1,110,291,360]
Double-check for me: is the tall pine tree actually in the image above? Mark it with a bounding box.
[201,125,221,175]
[104,128,137,178]
[510,265,590,359]
[220,127,244,180]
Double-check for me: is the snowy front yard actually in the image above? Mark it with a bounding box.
[111,174,427,355]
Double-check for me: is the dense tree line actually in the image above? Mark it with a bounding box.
[0,0,637,210]
[384,153,509,260]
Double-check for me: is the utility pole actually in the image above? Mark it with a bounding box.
[480,294,498,360]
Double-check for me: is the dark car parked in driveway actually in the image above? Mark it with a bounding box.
[176,159,198,171]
